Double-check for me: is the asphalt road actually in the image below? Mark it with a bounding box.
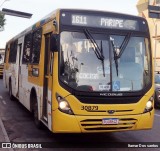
[0,78,160,151]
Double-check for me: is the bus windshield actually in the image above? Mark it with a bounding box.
[60,31,151,92]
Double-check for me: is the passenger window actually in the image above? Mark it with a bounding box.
[22,33,32,64]
[9,40,18,63]
[31,28,42,64]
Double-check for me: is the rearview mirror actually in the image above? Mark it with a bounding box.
[50,34,58,52]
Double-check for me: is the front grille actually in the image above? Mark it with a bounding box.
[76,95,142,104]
[80,118,137,131]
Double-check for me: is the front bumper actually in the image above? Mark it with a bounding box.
[52,109,154,133]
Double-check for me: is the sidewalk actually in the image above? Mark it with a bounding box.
[0,118,14,151]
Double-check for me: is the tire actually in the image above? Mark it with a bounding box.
[9,81,14,101]
[33,97,43,129]
[155,99,160,109]
[154,93,160,109]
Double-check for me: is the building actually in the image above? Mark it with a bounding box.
[137,0,160,72]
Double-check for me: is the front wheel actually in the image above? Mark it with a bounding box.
[33,99,43,129]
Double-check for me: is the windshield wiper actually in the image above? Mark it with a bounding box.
[84,29,105,76]
[110,32,132,76]
[84,29,104,60]
[118,32,132,58]
[100,40,105,77]
[110,37,119,76]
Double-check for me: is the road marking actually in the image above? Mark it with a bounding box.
[155,114,160,117]
[2,100,6,105]
[0,96,3,99]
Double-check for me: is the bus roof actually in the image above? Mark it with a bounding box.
[6,8,146,44]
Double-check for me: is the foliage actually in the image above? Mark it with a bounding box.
[0,12,5,28]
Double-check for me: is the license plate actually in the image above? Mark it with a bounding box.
[102,118,119,125]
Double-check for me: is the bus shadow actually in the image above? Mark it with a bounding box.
[49,133,122,148]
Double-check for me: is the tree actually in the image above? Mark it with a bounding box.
[0,12,5,29]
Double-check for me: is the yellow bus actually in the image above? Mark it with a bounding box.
[0,49,5,77]
[3,9,154,133]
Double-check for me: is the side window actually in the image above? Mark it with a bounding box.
[22,33,32,64]
[31,28,42,64]
[9,40,18,63]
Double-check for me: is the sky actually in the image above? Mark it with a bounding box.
[0,0,138,48]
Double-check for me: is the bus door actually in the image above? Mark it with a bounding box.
[15,39,23,98]
[43,33,53,128]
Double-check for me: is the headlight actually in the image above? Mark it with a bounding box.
[144,96,154,113]
[56,94,74,115]
[145,101,152,110]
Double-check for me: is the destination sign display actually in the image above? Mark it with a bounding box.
[61,12,142,31]
[72,15,138,30]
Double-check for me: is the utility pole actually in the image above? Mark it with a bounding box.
[0,0,32,31]
[2,8,32,19]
